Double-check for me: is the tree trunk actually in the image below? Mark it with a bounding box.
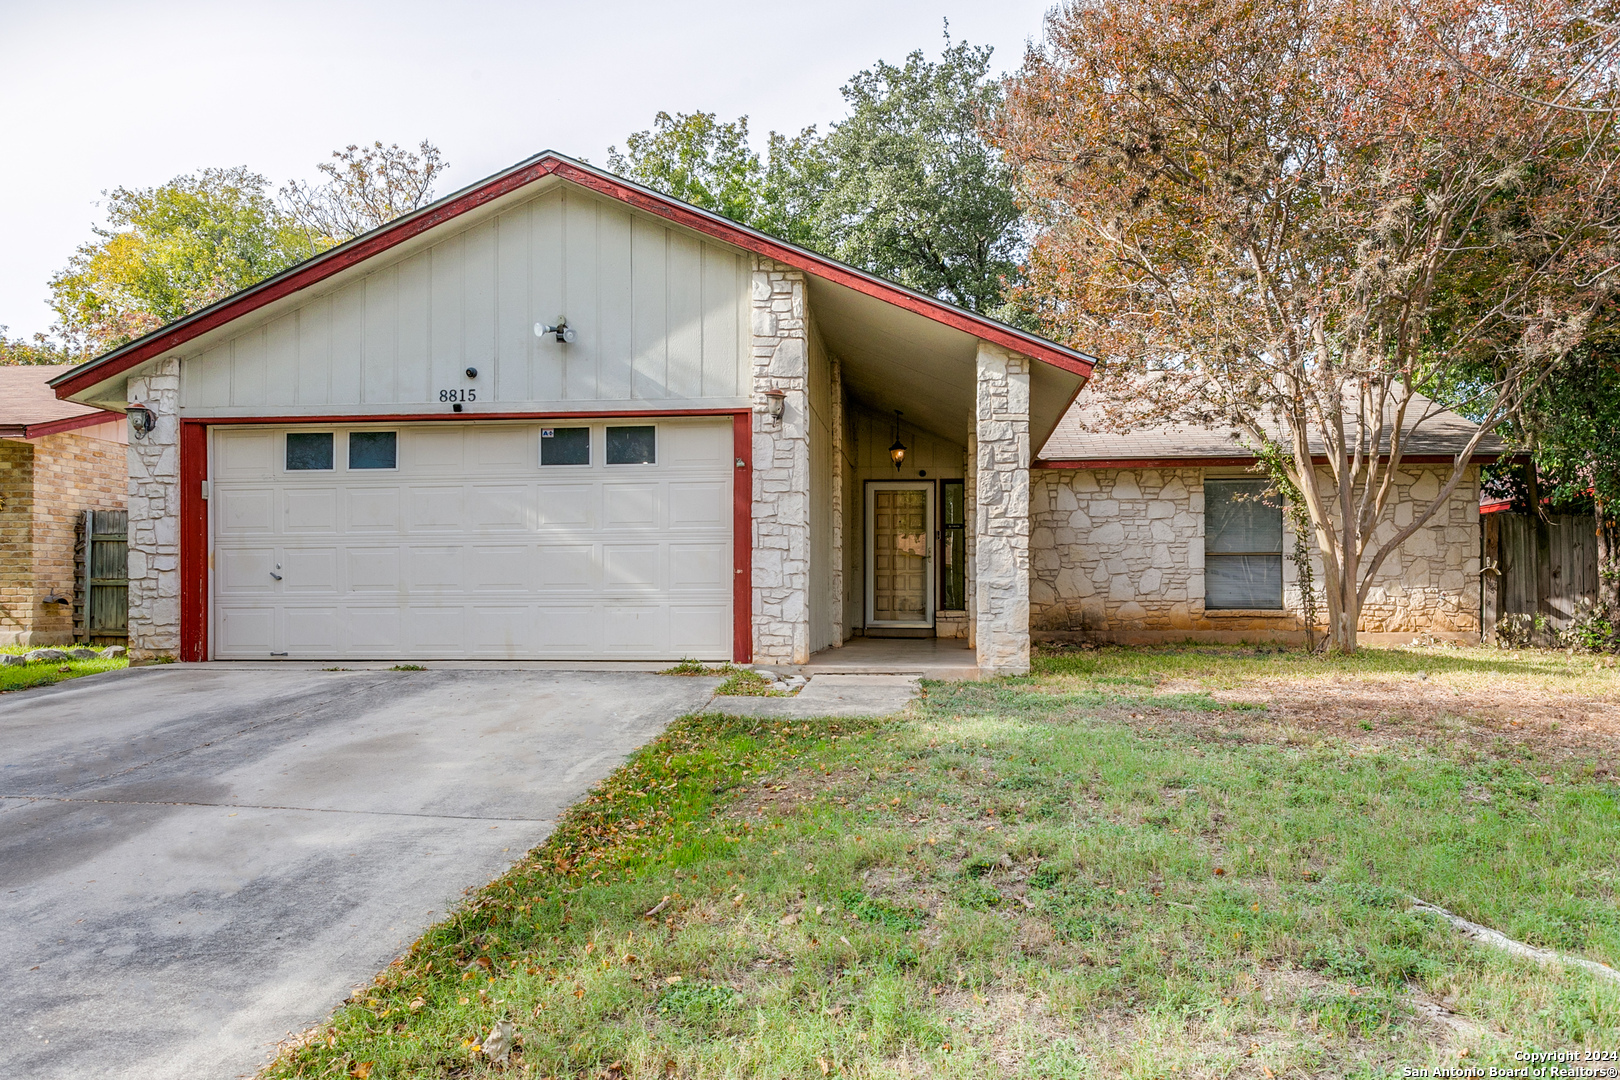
[1598,499,1619,626]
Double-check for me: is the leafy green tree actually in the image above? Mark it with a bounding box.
[610,34,1024,319]
[607,112,825,249]
[0,326,76,365]
[818,37,1024,319]
[49,167,314,355]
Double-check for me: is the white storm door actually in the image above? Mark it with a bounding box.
[865,481,934,628]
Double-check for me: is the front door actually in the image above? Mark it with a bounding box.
[866,482,934,628]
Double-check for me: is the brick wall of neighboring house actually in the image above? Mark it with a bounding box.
[1029,464,1481,644]
[0,423,128,646]
[0,439,35,643]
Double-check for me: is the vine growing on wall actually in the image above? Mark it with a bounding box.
[1250,442,1322,653]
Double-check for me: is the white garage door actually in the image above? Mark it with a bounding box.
[210,419,734,660]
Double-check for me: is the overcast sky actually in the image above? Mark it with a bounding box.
[0,0,1055,340]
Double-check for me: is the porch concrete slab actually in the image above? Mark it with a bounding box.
[0,666,717,1080]
[761,637,980,681]
[704,674,921,718]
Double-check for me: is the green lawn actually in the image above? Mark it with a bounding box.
[261,645,1620,1079]
[0,645,126,693]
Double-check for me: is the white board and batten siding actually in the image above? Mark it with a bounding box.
[209,419,735,660]
[180,185,752,414]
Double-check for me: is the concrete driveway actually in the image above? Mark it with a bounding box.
[0,665,718,1080]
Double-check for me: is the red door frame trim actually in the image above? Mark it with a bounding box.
[179,422,209,662]
[177,410,754,664]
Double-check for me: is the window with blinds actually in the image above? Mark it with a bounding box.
[1204,479,1284,610]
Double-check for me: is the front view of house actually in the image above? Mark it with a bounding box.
[52,153,1491,673]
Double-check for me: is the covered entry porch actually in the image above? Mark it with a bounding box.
[749,258,1089,676]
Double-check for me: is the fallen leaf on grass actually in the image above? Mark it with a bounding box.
[348,1063,373,1079]
[779,913,799,926]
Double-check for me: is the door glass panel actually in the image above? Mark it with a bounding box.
[348,431,397,469]
[873,488,929,623]
[541,426,591,466]
[941,479,965,610]
[286,432,333,470]
[606,426,656,465]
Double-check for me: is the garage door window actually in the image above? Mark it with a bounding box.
[606,425,656,465]
[285,432,333,471]
[540,426,591,466]
[348,431,397,470]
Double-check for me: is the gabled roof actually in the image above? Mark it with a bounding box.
[1038,387,1510,466]
[52,152,1095,402]
[0,365,119,438]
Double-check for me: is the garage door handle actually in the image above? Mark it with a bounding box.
[270,572,282,581]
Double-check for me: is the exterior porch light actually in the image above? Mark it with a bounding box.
[128,404,156,440]
[889,410,907,469]
[533,317,577,343]
[763,388,786,420]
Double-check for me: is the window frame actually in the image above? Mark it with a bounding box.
[539,425,593,467]
[604,424,657,466]
[346,430,398,471]
[284,431,335,472]
[1202,477,1285,611]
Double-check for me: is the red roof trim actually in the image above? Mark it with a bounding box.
[1479,498,1514,514]
[1036,453,1514,469]
[0,410,124,440]
[54,153,1093,401]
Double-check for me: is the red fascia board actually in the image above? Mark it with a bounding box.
[54,153,1093,401]
[21,410,123,438]
[1035,453,1513,469]
[191,407,747,426]
[1479,498,1514,515]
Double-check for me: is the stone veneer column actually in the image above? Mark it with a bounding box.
[751,258,811,664]
[126,357,181,660]
[973,344,1031,675]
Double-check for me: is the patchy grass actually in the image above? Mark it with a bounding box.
[260,645,1620,1079]
[390,664,427,672]
[0,645,126,693]
[715,668,786,697]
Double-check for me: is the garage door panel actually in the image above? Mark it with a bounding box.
[218,607,276,651]
[603,545,661,589]
[406,606,466,649]
[471,545,536,590]
[347,549,402,592]
[603,483,659,528]
[216,430,274,477]
[218,548,278,594]
[406,546,464,589]
[536,544,596,587]
[407,486,467,529]
[669,543,729,589]
[404,427,465,471]
[345,488,401,531]
[285,607,341,651]
[668,481,727,528]
[285,490,338,532]
[603,605,665,652]
[469,606,534,651]
[213,419,732,659]
[537,485,595,528]
[283,548,339,593]
[217,489,274,535]
[468,485,532,529]
[348,607,404,649]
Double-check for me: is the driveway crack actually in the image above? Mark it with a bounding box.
[0,795,553,823]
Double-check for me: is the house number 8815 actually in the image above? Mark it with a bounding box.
[439,389,476,402]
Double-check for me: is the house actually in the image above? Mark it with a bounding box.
[49,152,1493,671]
[1,366,128,646]
[1032,398,1497,645]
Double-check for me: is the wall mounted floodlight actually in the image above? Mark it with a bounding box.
[763,388,786,420]
[128,404,156,440]
[534,318,577,343]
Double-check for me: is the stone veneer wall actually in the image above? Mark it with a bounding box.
[127,358,182,660]
[1029,464,1482,643]
[750,259,811,663]
[974,344,1031,674]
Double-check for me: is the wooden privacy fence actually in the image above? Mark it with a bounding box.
[74,509,128,643]
[1482,512,1599,636]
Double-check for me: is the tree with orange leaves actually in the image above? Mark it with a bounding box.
[995,0,1620,651]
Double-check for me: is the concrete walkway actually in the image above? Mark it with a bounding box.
[0,666,717,1080]
[761,636,980,681]
[703,673,922,718]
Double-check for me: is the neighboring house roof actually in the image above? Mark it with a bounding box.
[1038,387,1511,466]
[0,365,121,438]
[51,152,1096,405]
